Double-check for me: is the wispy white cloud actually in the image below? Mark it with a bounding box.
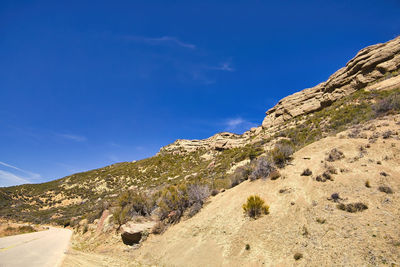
[0,170,31,187]
[55,162,80,174]
[191,70,216,85]
[124,35,196,49]
[108,154,120,163]
[57,133,87,142]
[0,161,41,180]
[209,61,235,72]
[226,118,246,128]
[224,117,257,133]
[0,161,41,187]
[108,142,121,148]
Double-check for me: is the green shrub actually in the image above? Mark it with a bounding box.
[129,192,155,216]
[326,148,344,162]
[242,195,269,218]
[270,143,293,168]
[158,185,189,223]
[152,221,166,234]
[213,177,231,190]
[230,166,251,187]
[378,186,393,194]
[249,157,275,181]
[315,171,334,182]
[187,183,210,205]
[337,202,368,213]
[210,189,219,196]
[1,225,36,237]
[269,170,281,180]
[301,168,312,176]
[373,93,400,115]
[112,206,128,229]
[294,252,303,260]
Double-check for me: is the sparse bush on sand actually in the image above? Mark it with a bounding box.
[242,195,269,218]
[249,157,275,181]
[152,221,166,234]
[378,186,393,194]
[271,143,294,168]
[211,189,219,196]
[1,225,36,237]
[326,148,344,162]
[301,168,312,176]
[337,202,368,213]
[294,252,303,260]
[373,93,400,115]
[230,166,251,187]
[269,170,281,180]
[329,193,341,202]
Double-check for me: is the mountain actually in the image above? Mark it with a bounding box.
[1,36,399,252]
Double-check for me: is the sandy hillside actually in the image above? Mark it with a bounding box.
[133,115,400,267]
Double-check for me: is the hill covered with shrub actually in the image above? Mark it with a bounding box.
[1,36,399,234]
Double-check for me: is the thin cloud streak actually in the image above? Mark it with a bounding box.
[124,35,196,49]
[209,62,235,72]
[0,161,41,179]
[224,117,257,133]
[57,133,87,142]
[0,170,31,187]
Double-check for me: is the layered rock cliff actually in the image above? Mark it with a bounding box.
[262,36,400,129]
[161,36,400,154]
[159,132,250,154]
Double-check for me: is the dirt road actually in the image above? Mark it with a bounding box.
[0,227,72,267]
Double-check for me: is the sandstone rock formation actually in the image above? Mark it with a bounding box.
[96,210,114,234]
[160,36,400,155]
[262,36,400,129]
[159,132,250,154]
[120,221,156,245]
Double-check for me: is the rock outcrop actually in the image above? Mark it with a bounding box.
[160,36,400,155]
[262,36,400,129]
[159,132,250,154]
[120,221,156,245]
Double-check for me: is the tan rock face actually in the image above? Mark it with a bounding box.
[160,36,400,155]
[159,132,250,154]
[262,36,400,129]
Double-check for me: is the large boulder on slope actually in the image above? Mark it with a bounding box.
[120,221,156,245]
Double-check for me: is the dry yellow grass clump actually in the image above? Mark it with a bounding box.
[242,195,269,218]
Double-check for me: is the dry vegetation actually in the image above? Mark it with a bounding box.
[1,83,400,266]
[1,87,400,228]
[0,220,43,237]
[129,114,400,266]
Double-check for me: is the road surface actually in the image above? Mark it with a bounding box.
[0,227,72,267]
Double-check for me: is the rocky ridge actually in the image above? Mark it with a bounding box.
[159,131,254,154]
[262,35,400,130]
[162,36,400,154]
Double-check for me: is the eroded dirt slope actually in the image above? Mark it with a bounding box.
[133,115,400,267]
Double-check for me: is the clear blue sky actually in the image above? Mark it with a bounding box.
[1,0,399,187]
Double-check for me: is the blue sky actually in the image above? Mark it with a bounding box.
[1,0,399,187]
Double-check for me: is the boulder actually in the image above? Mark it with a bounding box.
[120,221,156,245]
